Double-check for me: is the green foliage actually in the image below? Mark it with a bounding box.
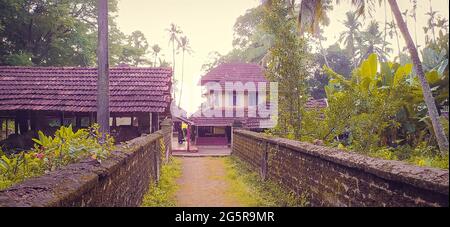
[0,0,155,67]
[263,0,311,140]
[0,124,114,190]
[302,53,448,168]
[141,157,182,207]
[118,31,152,66]
[368,143,449,169]
[320,54,446,150]
[310,44,353,99]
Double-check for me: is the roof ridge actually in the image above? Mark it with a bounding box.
[0,66,172,71]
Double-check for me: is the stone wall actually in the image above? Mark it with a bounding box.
[0,119,172,207]
[232,130,449,207]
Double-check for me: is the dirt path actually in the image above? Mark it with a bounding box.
[175,157,243,207]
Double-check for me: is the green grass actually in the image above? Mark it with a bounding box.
[222,156,309,207]
[141,157,182,207]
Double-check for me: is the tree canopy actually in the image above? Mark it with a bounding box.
[0,0,155,67]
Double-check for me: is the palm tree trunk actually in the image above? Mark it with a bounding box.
[172,42,176,103]
[382,0,388,55]
[97,0,110,134]
[390,11,401,58]
[388,0,449,154]
[318,38,330,68]
[178,50,185,108]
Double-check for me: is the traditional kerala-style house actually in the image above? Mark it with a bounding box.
[190,62,273,146]
[189,62,329,147]
[0,66,172,150]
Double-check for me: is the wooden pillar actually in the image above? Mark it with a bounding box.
[137,112,151,134]
[14,118,19,135]
[151,112,159,133]
[60,112,64,127]
[195,126,198,144]
[30,112,37,131]
[89,112,94,126]
[112,115,117,127]
[5,119,8,138]
[76,115,82,128]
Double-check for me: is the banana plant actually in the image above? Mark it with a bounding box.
[323,53,447,149]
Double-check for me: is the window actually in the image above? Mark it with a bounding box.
[208,90,220,107]
[80,117,90,127]
[248,92,257,106]
[235,91,243,107]
[226,91,234,107]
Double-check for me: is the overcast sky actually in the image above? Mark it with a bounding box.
[116,0,449,114]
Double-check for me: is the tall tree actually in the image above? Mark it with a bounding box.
[356,20,391,64]
[0,0,125,66]
[177,36,192,108]
[166,23,182,101]
[424,0,438,43]
[263,0,311,140]
[387,0,449,154]
[386,18,401,58]
[119,31,151,66]
[97,0,110,134]
[294,0,449,154]
[151,44,162,67]
[338,11,362,65]
[409,0,418,46]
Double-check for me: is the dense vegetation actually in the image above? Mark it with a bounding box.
[205,0,449,168]
[0,0,165,67]
[0,125,114,190]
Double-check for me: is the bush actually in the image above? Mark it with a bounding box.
[0,124,114,190]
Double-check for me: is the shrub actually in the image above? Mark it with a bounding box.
[0,124,114,190]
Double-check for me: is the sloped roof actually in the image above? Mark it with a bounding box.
[200,63,267,86]
[305,98,328,109]
[190,98,328,128]
[0,66,172,113]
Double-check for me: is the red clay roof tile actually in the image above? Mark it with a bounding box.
[0,66,172,113]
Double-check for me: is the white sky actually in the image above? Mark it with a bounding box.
[116,0,449,114]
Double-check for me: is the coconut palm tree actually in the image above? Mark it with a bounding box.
[151,44,161,67]
[177,36,193,108]
[356,20,392,64]
[409,0,418,47]
[167,24,182,69]
[424,0,438,43]
[386,19,401,58]
[290,0,448,153]
[166,23,182,102]
[338,11,362,65]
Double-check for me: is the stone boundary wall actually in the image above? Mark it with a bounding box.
[0,120,172,207]
[232,129,449,207]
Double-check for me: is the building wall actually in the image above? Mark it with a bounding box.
[232,130,449,207]
[0,120,172,207]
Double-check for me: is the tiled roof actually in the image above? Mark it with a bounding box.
[200,63,267,86]
[190,98,328,128]
[0,66,172,113]
[190,105,273,128]
[305,98,328,109]
[190,116,267,128]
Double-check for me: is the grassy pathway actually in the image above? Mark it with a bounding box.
[142,156,307,207]
[175,157,242,207]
